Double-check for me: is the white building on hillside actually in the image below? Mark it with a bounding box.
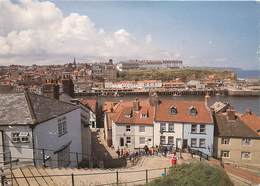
[154,99,214,155]
[0,92,91,168]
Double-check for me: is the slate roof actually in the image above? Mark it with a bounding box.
[0,93,33,125]
[27,93,79,124]
[0,92,79,125]
[214,113,259,138]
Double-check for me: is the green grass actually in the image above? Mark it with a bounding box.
[117,69,235,81]
[147,162,233,186]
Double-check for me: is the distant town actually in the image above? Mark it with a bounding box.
[0,58,259,97]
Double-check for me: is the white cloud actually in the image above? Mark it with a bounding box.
[0,0,171,65]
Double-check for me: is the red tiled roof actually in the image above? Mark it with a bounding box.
[80,99,97,113]
[155,100,213,124]
[104,100,155,126]
[240,112,260,136]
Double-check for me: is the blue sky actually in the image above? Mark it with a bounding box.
[52,1,259,69]
[0,0,259,69]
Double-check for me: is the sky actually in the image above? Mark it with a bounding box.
[0,0,259,69]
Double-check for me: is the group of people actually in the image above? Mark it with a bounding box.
[115,144,179,166]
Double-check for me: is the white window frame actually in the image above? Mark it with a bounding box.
[160,123,166,132]
[11,132,30,143]
[241,138,251,146]
[126,125,131,132]
[168,136,174,145]
[11,132,20,143]
[58,117,67,137]
[241,152,251,160]
[126,137,131,144]
[160,136,166,144]
[168,124,174,132]
[191,125,197,133]
[221,150,230,158]
[139,137,145,144]
[191,138,197,147]
[221,138,230,145]
[199,139,206,148]
[139,126,145,133]
[200,125,206,133]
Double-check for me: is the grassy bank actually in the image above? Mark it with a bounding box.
[147,162,233,186]
[117,69,235,81]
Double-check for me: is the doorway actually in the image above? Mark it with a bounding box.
[182,139,188,149]
[120,137,124,147]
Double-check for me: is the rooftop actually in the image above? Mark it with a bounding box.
[0,92,79,125]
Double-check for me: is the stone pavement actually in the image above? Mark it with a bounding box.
[208,159,260,185]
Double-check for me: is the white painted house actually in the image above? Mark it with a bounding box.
[154,100,214,155]
[104,99,156,150]
[0,92,90,168]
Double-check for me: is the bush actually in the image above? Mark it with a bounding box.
[147,162,233,186]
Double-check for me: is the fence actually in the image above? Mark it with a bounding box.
[0,144,94,169]
[1,166,170,186]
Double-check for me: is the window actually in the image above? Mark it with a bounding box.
[168,124,174,132]
[160,123,166,132]
[141,113,147,118]
[168,136,174,145]
[241,138,251,145]
[200,125,206,133]
[160,136,166,144]
[126,137,131,144]
[11,132,30,143]
[19,132,30,143]
[191,125,197,133]
[170,106,177,115]
[191,138,197,147]
[58,145,70,167]
[221,151,230,158]
[139,126,145,132]
[58,117,67,137]
[241,152,251,159]
[126,125,131,132]
[199,139,206,148]
[11,132,20,143]
[189,106,197,116]
[139,137,145,144]
[221,138,230,145]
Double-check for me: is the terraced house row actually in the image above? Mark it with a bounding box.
[103,94,214,156]
[103,95,260,166]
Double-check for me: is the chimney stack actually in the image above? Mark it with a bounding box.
[205,93,210,107]
[133,98,140,111]
[227,108,236,120]
[62,72,74,97]
[42,80,60,100]
[149,92,159,106]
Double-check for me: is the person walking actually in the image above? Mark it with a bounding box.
[171,152,177,167]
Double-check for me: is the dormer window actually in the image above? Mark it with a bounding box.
[170,106,177,115]
[141,113,148,118]
[189,106,197,116]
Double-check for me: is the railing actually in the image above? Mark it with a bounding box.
[1,167,170,186]
[188,148,209,161]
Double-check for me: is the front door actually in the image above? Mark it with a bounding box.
[120,137,124,147]
[182,139,188,149]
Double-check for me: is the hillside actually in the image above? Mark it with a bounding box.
[117,69,236,81]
